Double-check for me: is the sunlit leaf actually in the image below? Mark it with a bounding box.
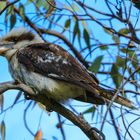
[0,2,6,11]
[81,20,88,31]
[88,55,103,73]
[5,6,14,22]
[0,121,5,140]
[71,3,80,12]
[128,50,139,69]
[19,4,25,20]
[46,0,56,18]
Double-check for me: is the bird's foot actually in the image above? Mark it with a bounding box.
[89,127,105,140]
[24,93,32,100]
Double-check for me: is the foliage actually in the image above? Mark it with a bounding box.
[0,0,140,140]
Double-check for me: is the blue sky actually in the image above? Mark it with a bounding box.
[0,0,140,140]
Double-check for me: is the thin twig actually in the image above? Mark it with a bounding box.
[109,108,121,140]
[57,113,66,140]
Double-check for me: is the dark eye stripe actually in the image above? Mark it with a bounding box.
[4,32,35,43]
[17,32,35,41]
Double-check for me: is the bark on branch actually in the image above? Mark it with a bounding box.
[0,81,104,140]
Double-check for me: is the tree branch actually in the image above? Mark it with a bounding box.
[0,82,104,140]
[109,108,121,140]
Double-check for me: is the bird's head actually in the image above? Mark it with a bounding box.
[0,28,43,59]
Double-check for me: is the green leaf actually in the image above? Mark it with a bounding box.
[0,95,4,112]
[83,28,90,50]
[118,28,130,35]
[100,45,108,50]
[88,55,103,73]
[110,64,122,88]
[83,106,96,120]
[10,13,16,30]
[81,20,88,31]
[71,3,80,12]
[65,19,71,29]
[77,29,82,49]
[36,0,43,7]
[83,106,96,114]
[116,56,126,68]
[72,20,79,43]
[128,51,138,69]
[5,6,14,22]
[0,121,5,140]
[0,2,6,11]
[19,4,25,20]
[112,35,120,44]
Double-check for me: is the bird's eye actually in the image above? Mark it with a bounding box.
[12,38,18,42]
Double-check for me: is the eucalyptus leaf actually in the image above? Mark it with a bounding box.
[88,55,103,73]
[111,64,122,88]
[83,28,90,50]
[118,28,130,35]
[10,13,16,30]
[0,121,5,140]
[0,2,6,11]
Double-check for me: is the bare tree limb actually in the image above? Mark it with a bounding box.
[0,81,104,140]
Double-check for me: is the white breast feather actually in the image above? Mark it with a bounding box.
[9,54,85,101]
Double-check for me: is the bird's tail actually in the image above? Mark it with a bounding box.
[98,87,136,109]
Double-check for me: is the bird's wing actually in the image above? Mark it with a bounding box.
[17,43,99,94]
[17,43,135,108]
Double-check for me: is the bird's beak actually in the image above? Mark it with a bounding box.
[0,42,14,55]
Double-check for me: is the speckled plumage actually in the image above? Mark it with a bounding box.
[0,28,135,108]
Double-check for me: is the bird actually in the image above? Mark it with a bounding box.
[0,28,135,109]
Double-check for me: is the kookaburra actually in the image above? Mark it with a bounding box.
[0,28,135,108]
